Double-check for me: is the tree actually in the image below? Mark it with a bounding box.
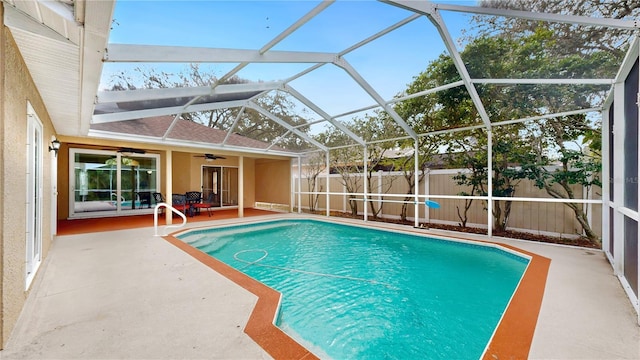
[467,4,612,242]
[420,21,612,234]
[302,152,326,213]
[417,34,541,232]
[314,112,401,218]
[523,115,602,243]
[315,128,363,217]
[356,113,400,219]
[108,63,247,126]
[446,128,535,232]
[246,92,312,151]
[392,63,453,222]
[390,140,433,222]
[447,131,487,228]
[465,2,630,240]
[451,157,485,228]
[473,0,639,61]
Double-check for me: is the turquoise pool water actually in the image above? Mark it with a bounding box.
[179,220,529,359]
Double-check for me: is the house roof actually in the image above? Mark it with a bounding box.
[90,116,288,154]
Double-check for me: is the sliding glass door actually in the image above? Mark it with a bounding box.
[202,166,238,208]
[70,149,159,217]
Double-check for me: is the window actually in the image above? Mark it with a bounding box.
[69,149,160,216]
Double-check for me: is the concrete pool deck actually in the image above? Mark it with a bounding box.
[1,213,639,359]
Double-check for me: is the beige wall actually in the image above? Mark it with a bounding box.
[1,22,56,347]
[255,159,291,205]
[57,144,70,218]
[1,7,5,344]
[243,157,256,207]
[172,152,192,195]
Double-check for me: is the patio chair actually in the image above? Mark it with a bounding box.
[192,192,215,217]
[137,191,151,208]
[171,194,191,217]
[185,191,203,216]
[152,192,165,215]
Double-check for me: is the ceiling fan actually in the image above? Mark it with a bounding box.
[194,153,226,161]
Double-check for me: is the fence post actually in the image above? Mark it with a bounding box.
[364,145,368,222]
[343,183,347,213]
[414,140,419,228]
[424,168,430,224]
[487,129,493,237]
[584,179,592,238]
[326,150,330,217]
[378,170,383,218]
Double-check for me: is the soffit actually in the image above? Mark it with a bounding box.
[3,0,113,136]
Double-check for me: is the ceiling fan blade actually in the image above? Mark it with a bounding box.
[197,153,226,160]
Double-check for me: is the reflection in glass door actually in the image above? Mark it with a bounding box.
[202,166,221,207]
[118,156,157,210]
[222,167,238,206]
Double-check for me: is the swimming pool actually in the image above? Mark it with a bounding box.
[177,219,530,359]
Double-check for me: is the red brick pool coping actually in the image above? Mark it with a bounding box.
[164,224,550,360]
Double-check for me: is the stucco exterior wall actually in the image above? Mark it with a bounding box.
[56,143,70,219]
[0,4,5,346]
[255,159,291,205]
[1,23,56,348]
[173,152,193,194]
[242,157,256,207]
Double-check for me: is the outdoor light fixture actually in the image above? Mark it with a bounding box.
[49,138,61,156]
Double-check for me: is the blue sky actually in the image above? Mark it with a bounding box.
[101,0,479,121]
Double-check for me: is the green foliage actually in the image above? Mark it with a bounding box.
[474,0,639,61]
[415,24,607,235]
[446,127,536,231]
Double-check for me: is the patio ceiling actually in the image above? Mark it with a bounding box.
[3,0,113,136]
[3,0,638,156]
